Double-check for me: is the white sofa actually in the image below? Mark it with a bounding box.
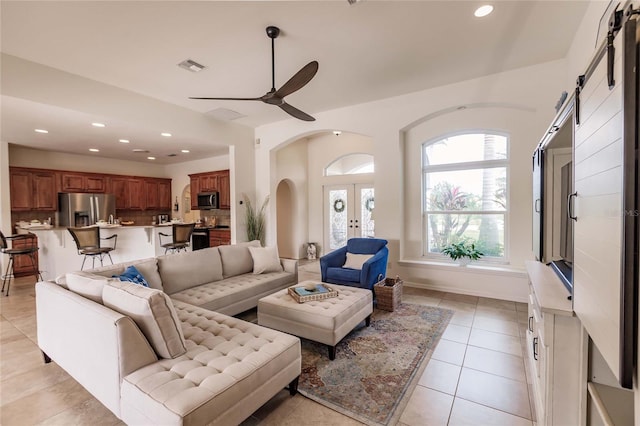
[36,242,301,425]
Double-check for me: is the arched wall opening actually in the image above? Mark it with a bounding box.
[272,130,374,258]
[276,179,297,259]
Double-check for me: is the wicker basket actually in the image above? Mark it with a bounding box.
[374,275,403,311]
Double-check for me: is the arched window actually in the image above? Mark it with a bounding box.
[423,132,508,260]
[325,153,374,176]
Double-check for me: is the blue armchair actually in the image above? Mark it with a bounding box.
[320,238,389,290]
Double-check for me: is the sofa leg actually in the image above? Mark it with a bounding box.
[288,376,299,396]
[42,351,52,364]
[328,345,336,360]
[365,314,371,327]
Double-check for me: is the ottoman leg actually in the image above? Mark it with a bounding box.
[365,314,371,327]
[288,376,299,396]
[328,345,336,360]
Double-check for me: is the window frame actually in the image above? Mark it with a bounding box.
[421,130,510,263]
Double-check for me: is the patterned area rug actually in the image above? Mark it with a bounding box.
[298,303,453,425]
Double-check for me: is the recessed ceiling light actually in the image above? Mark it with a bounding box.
[91,122,106,128]
[147,156,156,160]
[119,139,130,143]
[181,149,190,153]
[161,132,172,137]
[474,5,493,17]
[34,129,49,134]
[89,148,100,152]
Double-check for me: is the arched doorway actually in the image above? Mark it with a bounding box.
[276,179,296,258]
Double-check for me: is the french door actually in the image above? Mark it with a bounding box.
[324,184,375,251]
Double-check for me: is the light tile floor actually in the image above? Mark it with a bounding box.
[1,272,534,425]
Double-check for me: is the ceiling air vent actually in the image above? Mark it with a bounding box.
[167,153,177,157]
[206,107,246,121]
[178,59,206,73]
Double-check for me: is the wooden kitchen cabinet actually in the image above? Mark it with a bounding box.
[209,229,231,247]
[199,174,218,192]
[189,169,230,210]
[216,170,230,209]
[110,177,145,210]
[144,178,172,210]
[61,172,106,193]
[32,172,57,210]
[9,168,57,211]
[10,234,39,278]
[190,176,200,211]
[158,180,171,210]
[127,178,145,210]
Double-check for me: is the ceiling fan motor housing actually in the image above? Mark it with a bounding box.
[266,26,280,39]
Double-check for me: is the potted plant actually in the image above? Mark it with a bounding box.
[441,241,483,266]
[242,194,269,246]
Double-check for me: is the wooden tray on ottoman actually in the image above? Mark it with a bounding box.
[288,283,338,303]
[374,276,403,311]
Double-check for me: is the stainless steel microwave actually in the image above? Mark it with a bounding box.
[197,192,219,210]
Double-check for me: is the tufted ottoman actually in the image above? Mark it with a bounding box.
[257,282,373,360]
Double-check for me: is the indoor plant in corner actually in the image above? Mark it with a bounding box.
[242,193,269,246]
[441,241,483,266]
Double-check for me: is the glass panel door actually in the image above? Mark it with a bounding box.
[324,184,374,251]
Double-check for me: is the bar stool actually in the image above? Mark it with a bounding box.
[159,223,195,254]
[67,227,118,270]
[1,231,42,296]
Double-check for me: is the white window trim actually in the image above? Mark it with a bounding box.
[421,130,510,263]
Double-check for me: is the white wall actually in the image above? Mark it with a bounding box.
[9,145,168,176]
[255,58,567,301]
[275,139,309,258]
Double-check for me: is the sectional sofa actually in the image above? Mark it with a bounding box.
[35,242,301,425]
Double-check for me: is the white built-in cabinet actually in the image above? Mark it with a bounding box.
[525,261,583,426]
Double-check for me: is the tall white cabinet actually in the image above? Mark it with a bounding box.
[525,261,583,425]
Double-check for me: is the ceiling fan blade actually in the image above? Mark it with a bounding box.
[189,96,262,101]
[279,102,315,121]
[274,61,319,98]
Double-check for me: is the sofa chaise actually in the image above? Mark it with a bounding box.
[36,241,301,425]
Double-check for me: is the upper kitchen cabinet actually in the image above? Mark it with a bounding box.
[60,172,106,193]
[144,178,172,210]
[216,170,230,209]
[188,169,230,210]
[110,176,171,211]
[110,177,144,210]
[9,167,57,212]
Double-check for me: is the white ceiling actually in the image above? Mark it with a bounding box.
[0,1,589,164]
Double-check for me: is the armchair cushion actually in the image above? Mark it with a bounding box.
[343,253,373,270]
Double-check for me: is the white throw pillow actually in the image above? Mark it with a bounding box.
[248,246,283,274]
[343,253,374,270]
[66,272,116,304]
[102,280,187,359]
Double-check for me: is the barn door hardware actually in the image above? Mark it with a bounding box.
[574,74,585,126]
[607,8,624,88]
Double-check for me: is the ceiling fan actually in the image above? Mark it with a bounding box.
[190,26,318,121]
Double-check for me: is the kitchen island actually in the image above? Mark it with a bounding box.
[19,224,187,280]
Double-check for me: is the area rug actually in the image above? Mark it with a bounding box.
[298,303,453,425]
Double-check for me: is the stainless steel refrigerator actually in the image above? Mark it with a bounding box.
[58,193,116,227]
